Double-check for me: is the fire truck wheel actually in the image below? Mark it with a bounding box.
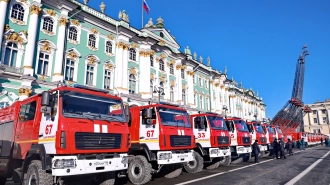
[242,153,251,162]
[0,176,7,185]
[219,156,231,166]
[24,160,53,185]
[183,151,203,173]
[127,155,152,185]
[205,158,220,170]
[94,172,115,185]
[230,156,242,164]
[162,164,182,178]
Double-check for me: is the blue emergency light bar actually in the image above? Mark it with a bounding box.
[72,84,109,94]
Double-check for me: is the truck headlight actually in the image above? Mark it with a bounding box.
[53,159,76,168]
[121,156,128,164]
[210,149,220,154]
[237,147,245,152]
[158,153,172,160]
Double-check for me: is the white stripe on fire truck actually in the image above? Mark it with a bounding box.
[94,124,100,133]
[102,125,108,133]
[178,130,181,135]
[181,130,185,136]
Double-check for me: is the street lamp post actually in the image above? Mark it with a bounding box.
[153,86,165,103]
[223,105,228,118]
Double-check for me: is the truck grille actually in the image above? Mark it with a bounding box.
[170,136,191,147]
[75,132,122,150]
[217,136,230,144]
[260,137,267,143]
[242,137,251,144]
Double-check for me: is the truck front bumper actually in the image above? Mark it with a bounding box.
[236,146,252,154]
[260,145,268,152]
[209,147,231,158]
[157,150,194,165]
[52,154,128,176]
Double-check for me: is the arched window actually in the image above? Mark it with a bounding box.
[200,95,203,109]
[64,59,75,81]
[182,89,186,105]
[181,69,185,79]
[42,17,54,32]
[205,97,209,110]
[160,32,164,38]
[159,59,164,71]
[11,4,25,21]
[68,27,78,41]
[170,64,174,74]
[85,65,94,85]
[150,55,154,67]
[159,81,164,99]
[104,70,111,89]
[37,52,50,76]
[3,42,18,67]
[170,86,174,102]
[129,74,136,94]
[129,48,136,61]
[88,34,96,48]
[106,41,112,53]
[199,77,202,86]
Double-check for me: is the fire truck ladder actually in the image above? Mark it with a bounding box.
[271,45,310,135]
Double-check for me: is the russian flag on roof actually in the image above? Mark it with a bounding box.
[143,0,150,14]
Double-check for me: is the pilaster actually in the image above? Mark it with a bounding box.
[121,44,129,92]
[0,0,9,55]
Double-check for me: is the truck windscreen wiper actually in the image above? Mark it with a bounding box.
[63,112,94,122]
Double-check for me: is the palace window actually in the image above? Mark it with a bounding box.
[85,65,94,86]
[150,55,154,67]
[200,95,203,109]
[104,70,111,89]
[199,77,202,86]
[313,118,317,124]
[105,41,112,53]
[313,110,317,114]
[159,59,164,71]
[159,81,164,99]
[323,117,327,123]
[64,59,75,81]
[11,4,25,21]
[3,42,18,67]
[181,69,185,79]
[42,17,54,32]
[182,89,186,105]
[129,74,136,94]
[205,80,208,88]
[37,52,49,76]
[88,34,96,48]
[206,97,209,110]
[170,86,174,102]
[170,64,174,74]
[68,27,78,41]
[129,48,136,61]
[150,80,154,95]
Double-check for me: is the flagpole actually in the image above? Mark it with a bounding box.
[142,0,144,28]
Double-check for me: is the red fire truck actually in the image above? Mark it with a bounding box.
[246,121,268,158]
[262,124,278,153]
[0,84,130,185]
[225,117,252,164]
[183,112,231,173]
[127,102,194,185]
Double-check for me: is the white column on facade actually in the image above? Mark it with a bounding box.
[0,0,9,55]
[23,4,42,76]
[210,83,215,112]
[139,49,151,98]
[187,67,194,106]
[164,60,170,101]
[176,63,182,104]
[114,43,123,89]
[122,47,129,91]
[52,17,68,82]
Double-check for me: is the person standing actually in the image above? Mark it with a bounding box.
[321,138,323,145]
[293,139,296,148]
[253,140,260,163]
[272,138,279,159]
[300,138,306,150]
[279,138,286,159]
[286,139,293,156]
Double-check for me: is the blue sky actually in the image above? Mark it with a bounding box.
[85,0,330,118]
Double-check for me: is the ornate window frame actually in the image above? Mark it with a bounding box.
[64,48,81,83]
[87,28,99,51]
[103,60,115,90]
[40,9,58,36]
[105,40,114,56]
[35,40,57,80]
[128,47,138,62]
[8,0,30,25]
[84,55,100,86]
[128,67,139,94]
[67,20,81,45]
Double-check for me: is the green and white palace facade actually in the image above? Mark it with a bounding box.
[0,0,266,120]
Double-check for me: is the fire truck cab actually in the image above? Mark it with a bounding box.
[127,102,194,185]
[262,124,277,152]
[184,112,231,173]
[0,84,130,185]
[246,121,268,158]
[225,117,252,164]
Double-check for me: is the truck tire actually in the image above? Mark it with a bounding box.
[0,176,7,185]
[183,151,203,173]
[219,156,231,166]
[242,153,251,162]
[162,164,182,178]
[231,156,242,164]
[93,172,115,185]
[127,155,152,185]
[24,160,53,185]
[205,158,220,170]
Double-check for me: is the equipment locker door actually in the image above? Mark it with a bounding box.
[15,101,37,158]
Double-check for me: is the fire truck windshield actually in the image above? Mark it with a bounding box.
[254,124,265,134]
[207,116,228,130]
[157,107,191,128]
[234,120,249,132]
[276,127,282,134]
[267,126,275,134]
[61,91,126,123]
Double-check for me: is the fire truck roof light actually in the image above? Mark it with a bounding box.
[72,84,109,94]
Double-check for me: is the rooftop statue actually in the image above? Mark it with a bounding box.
[156,16,165,27]
[199,56,203,63]
[118,10,129,23]
[145,18,154,27]
[193,52,197,60]
[224,66,227,74]
[207,56,210,66]
[184,46,191,55]
[99,2,106,13]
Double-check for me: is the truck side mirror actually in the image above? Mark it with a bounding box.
[142,109,153,119]
[124,105,130,121]
[40,91,51,116]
